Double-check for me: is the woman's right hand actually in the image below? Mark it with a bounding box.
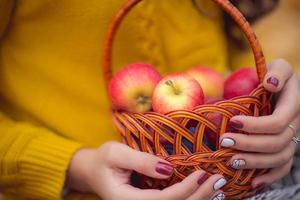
[67,142,227,200]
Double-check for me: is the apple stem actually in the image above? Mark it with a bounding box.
[165,80,181,95]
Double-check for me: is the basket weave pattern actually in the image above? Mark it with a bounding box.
[102,0,272,199]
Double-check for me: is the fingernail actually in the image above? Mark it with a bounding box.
[213,178,227,191]
[197,173,209,185]
[155,161,173,176]
[267,76,279,87]
[212,193,226,200]
[253,182,266,190]
[220,138,235,147]
[229,120,243,129]
[231,159,246,169]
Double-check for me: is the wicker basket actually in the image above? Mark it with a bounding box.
[102,0,272,199]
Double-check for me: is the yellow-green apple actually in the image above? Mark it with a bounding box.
[152,73,204,114]
[224,67,259,99]
[108,63,162,112]
[186,66,225,99]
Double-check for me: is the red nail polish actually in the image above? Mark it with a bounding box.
[197,173,209,185]
[155,162,173,176]
[229,120,243,129]
[267,77,279,87]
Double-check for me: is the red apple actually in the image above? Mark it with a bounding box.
[186,66,225,98]
[205,97,222,104]
[108,63,162,112]
[152,73,204,114]
[224,67,259,100]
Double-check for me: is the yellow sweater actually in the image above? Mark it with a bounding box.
[0,0,253,199]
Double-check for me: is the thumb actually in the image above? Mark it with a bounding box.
[263,59,293,93]
[104,142,173,179]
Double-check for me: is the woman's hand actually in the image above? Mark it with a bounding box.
[220,59,300,189]
[67,142,227,200]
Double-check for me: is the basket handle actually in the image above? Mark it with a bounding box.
[102,0,267,90]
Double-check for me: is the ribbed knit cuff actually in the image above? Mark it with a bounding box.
[19,133,82,199]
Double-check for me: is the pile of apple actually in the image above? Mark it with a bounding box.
[109,63,259,114]
[109,63,259,151]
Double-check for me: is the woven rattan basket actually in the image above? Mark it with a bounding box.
[102,0,272,199]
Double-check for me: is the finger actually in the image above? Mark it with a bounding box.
[229,141,296,169]
[116,172,227,200]
[187,175,227,200]
[229,75,300,134]
[115,170,205,200]
[220,126,294,153]
[263,59,293,93]
[252,158,293,190]
[162,171,210,200]
[102,142,173,179]
[210,191,226,200]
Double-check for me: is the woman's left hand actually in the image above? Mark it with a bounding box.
[220,59,300,189]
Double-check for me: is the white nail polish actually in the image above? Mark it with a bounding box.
[213,178,227,191]
[232,159,246,169]
[220,138,235,147]
[212,193,226,200]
